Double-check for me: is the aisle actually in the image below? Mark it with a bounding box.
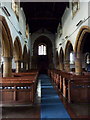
[39,74,71,119]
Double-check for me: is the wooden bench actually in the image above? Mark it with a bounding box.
[69,79,90,103]
[0,72,38,105]
[48,69,90,103]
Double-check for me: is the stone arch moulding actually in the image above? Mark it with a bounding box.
[65,40,73,61]
[74,26,90,75]
[31,33,55,54]
[74,26,90,55]
[32,33,55,45]
[33,35,53,58]
[64,40,74,72]
[38,43,47,46]
[13,36,22,61]
[0,15,13,58]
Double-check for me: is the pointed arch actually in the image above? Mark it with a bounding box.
[0,16,13,58]
[13,37,22,61]
[65,40,73,61]
[59,47,64,63]
[75,26,90,55]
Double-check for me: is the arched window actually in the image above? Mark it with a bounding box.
[85,53,90,64]
[38,44,47,55]
[70,52,74,64]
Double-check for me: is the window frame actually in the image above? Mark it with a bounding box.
[38,44,47,55]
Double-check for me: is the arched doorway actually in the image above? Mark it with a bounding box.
[13,37,22,73]
[33,36,53,73]
[65,41,74,72]
[0,16,13,77]
[59,47,64,70]
[75,26,90,74]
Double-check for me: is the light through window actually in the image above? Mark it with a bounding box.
[38,44,46,55]
[70,52,74,64]
[86,54,90,64]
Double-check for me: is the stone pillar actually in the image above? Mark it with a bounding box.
[75,58,82,75]
[15,61,21,73]
[64,60,70,72]
[60,62,64,70]
[3,57,12,77]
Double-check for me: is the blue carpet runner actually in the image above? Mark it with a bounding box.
[39,74,71,120]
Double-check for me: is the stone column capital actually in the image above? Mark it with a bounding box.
[2,57,12,62]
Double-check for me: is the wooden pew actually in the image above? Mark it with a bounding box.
[48,69,90,103]
[69,79,90,103]
[0,71,38,105]
[12,71,39,77]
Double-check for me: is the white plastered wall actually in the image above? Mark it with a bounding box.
[0,1,30,69]
[55,1,89,69]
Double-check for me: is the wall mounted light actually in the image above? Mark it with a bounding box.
[18,31,22,35]
[25,41,27,44]
[65,36,68,39]
[76,20,83,27]
[2,6,10,17]
[59,43,62,46]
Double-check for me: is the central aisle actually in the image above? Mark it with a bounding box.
[39,74,71,119]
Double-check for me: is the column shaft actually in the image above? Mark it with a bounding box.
[16,61,21,73]
[64,60,70,72]
[3,57,12,77]
[60,62,64,70]
[75,58,82,75]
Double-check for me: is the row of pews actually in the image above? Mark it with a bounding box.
[48,69,90,103]
[0,70,39,105]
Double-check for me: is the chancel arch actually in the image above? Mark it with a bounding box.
[13,37,22,73]
[33,35,53,73]
[75,26,90,74]
[0,16,13,77]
